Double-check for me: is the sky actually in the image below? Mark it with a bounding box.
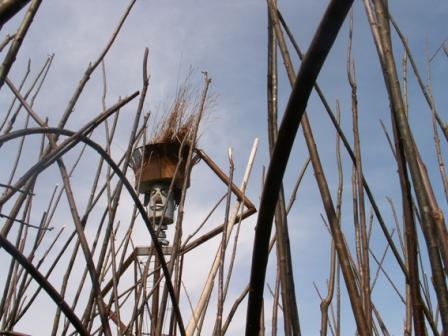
[0,0,447,335]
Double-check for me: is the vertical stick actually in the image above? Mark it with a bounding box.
[185,138,258,335]
[0,0,42,89]
[151,253,160,336]
[215,148,234,335]
[370,0,448,332]
[157,73,212,336]
[259,1,367,335]
[266,2,301,334]
[347,11,372,330]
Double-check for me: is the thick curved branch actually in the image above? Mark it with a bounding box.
[245,1,354,334]
[0,234,88,336]
[0,91,139,208]
[0,127,186,335]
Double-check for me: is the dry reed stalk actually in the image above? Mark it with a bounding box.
[0,59,30,133]
[277,5,407,282]
[82,48,150,333]
[266,3,302,334]
[126,249,170,335]
[319,102,343,336]
[368,1,448,332]
[424,59,448,267]
[181,193,227,248]
[181,280,197,333]
[8,214,56,327]
[271,266,280,336]
[222,285,250,334]
[223,223,280,334]
[347,11,372,330]
[0,97,29,320]
[313,282,336,336]
[185,138,258,335]
[18,223,64,297]
[2,65,53,268]
[214,148,234,335]
[53,121,119,334]
[389,15,448,142]
[98,123,149,298]
[286,158,310,215]
[369,247,405,304]
[3,134,50,322]
[379,120,397,160]
[180,206,255,255]
[169,253,186,335]
[0,120,184,335]
[319,241,337,336]
[0,91,139,208]
[151,99,194,146]
[279,4,431,330]
[259,1,367,335]
[57,159,113,336]
[0,233,89,336]
[1,188,34,329]
[429,90,448,203]
[0,34,16,52]
[2,56,52,140]
[0,83,135,335]
[370,230,396,292]
[153,73,211,336]
[0,0,42,90]
[222,189,247,302]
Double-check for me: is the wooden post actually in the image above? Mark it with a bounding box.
[151,251,161,336]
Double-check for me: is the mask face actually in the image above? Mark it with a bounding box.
[147,183,175,225]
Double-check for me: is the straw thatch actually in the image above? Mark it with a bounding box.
[151,77,207,147]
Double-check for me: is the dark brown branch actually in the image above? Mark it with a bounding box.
[0,34,16,52]
[347,11,372,329]
[245,1,357,334]
[0,234,88,336]
[0,91,139,208]
[181,208,255,254]
[372,1,448,332]
[389,15,448,142]
[0,127,186,335]
[266,3,301,333]
[277,5,408,282]
[195,149,256,211]
[271,1,368,334]
[0,0,41,89]
[0,0,30,27]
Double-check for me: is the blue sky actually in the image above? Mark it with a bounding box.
[0,1,447,335]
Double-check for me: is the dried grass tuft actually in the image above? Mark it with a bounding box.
[151,75,212,147]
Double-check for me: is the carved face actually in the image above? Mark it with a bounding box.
[147,183,175,224]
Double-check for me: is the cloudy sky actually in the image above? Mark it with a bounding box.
[1,0,447,335]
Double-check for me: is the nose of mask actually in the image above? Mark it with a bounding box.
[153,193,163,204]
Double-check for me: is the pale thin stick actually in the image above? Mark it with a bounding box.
[185,138,258,335]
